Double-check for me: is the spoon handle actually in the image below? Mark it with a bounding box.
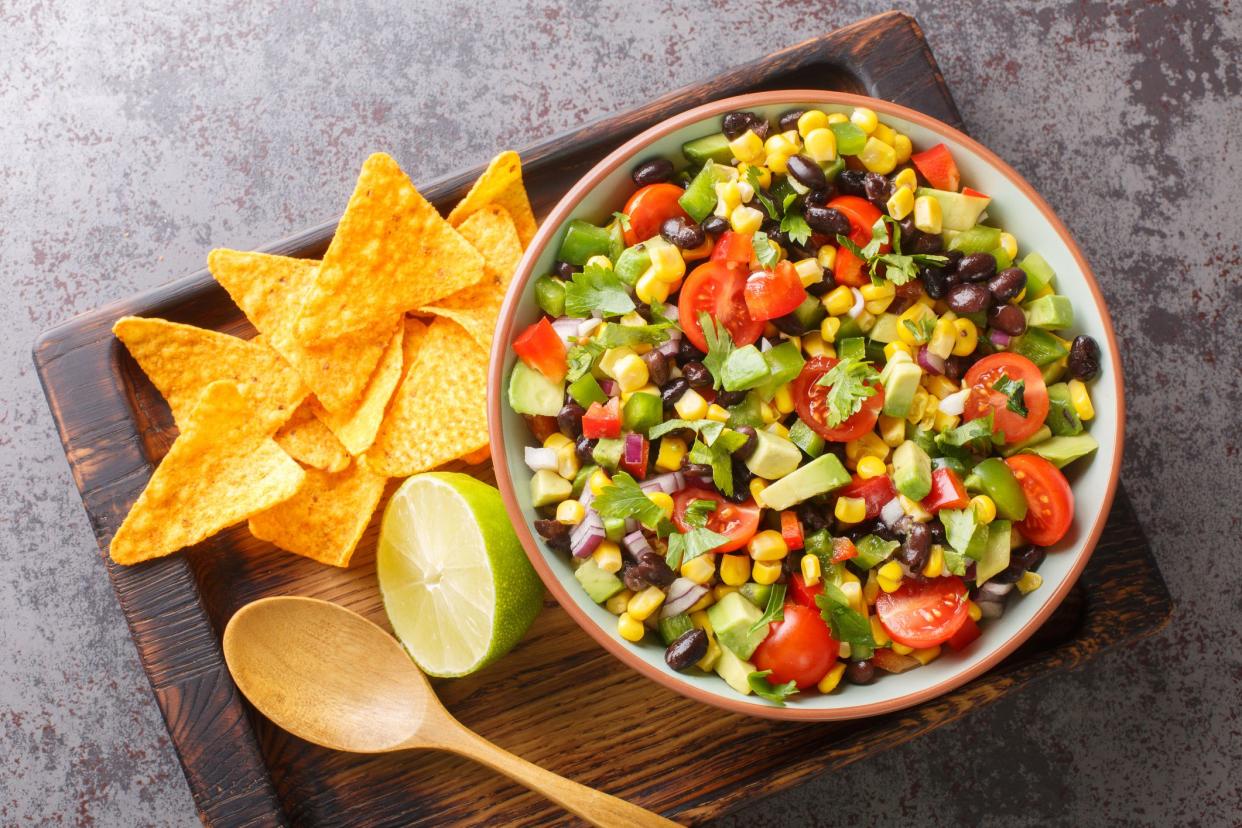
[435,722,680,827]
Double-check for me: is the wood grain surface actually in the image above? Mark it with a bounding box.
[33,11,1172,827]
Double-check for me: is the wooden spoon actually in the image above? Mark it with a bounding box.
[223,596,679,827]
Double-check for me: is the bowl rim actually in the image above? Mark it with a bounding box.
[487,89,1124,721]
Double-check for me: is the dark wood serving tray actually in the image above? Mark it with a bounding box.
[34,12,1171,826]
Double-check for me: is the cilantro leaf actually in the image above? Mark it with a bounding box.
[901,317,936,343]
[688,430,748,496]
[593,472,664,529]
[780,211,813,246]
[698,311,736,390]
[747,670,799,705]
[683,498,718,529]
[992,375,1028,416]
[838,216,947,287]
[936,411,996,452]
[666,526,730,568]
[745,166,781,220]
[941,507,989,561]
[752,231,780,268]
[750,583,786,634]
[647,297,680,327]
[814,356,880,426]
[815,584,876,660]
[781,192,798,213]
[565,339,604,383]
[611,211,631,231]
[563,263,635,318]
[648,418,727,445]
[941,544,969,576]
[595,320,673,348]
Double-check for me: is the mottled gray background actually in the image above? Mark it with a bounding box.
[3,1,1238,825]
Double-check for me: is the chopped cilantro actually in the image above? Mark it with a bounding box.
[595,320,674,348]
[565,339,604,383]
[941,506,988,561]
[901,316,936,343]
[780,211,813,246]
[815,582,875,659]
[563,262,635,318]
[992,375,1028,416]
[688,429,748,496]
[745,166,780,220]
[752,231,781,267]
[682,498,718,529]
[837,216,948,287]
[699,311,736,390]
[648,418,727,445]
[611,211,631,231]
[747,670,799,705]
[666,526,730,568]
[750,583,786,634]
[936,412,996,452]
[593,472,664,529]
[815,356,880,427]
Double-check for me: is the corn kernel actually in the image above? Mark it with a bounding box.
[617,611,646,642]
[687,591,715,614]
[752,559,782,585]
[855,309,877,334]
[748,478,768,502]
[890,641,914,655]
[711,584,738,603]
[646,237,687,284]
[825,285,855,316]
[870,616,891,647]
[950,318,978,357]
[674,388,709,420]
[793,257,824,287]
[912,645,941,665]
[680,554,717,585]
[886,186,914,220]
[878,414,906,447]
[696,636,722,671]
[971,494,997,525]
[728,129,765,164]
[605,589,632,615]
[927,317,957,360]
[702,403,728,423]
[635,270,670,304]
[589,468,612,496]
[851,107,878,134]
[863,572,881,605]
[655,436,687,472]
[817,661,847,693]
[893,133,913,164]
[883,341,912,362]
[933,409,959,434]
[690,610,712,633]
[781,128,803,149]
[816,244,837,271]
[592,540,622,573]
[913,195,942,234]
[802,331,831,358]
[715,181,742,216]
[967,600,983,622]
[853,455,885,480]
[737,162,772,189]
[1017,571,1044,595]
[627,585,666,621]
[803,126,837,164]
[766,151,791,175]
[897,302,937,344]
[1068,379,1095,421]
[766,422,790,439]
[872,122,897,146]
[892,167,917,192]
[859,137,897,174]
[901,494,933,523]
[835,496,867,524]
[764,132,797,158]
[826,111,849,125]
[800,553,822,586]
[839,579,865,616]
[720,554,751,586]
[999,231,1018,260]
[922,374,958,400]
[748,529,789,561]
[923,545,944,578]
[611,353,650,393]
[876,561,902,582]
[768,240,785,262]
[730,204,765,235]
[845,432,889,466]
[773,384,796,415]
[556,498,585,526]
[796,109,828,137]
[919,409,938,432]
[756,401,778,425]
[543,433,572,453]
[907,388,930,423]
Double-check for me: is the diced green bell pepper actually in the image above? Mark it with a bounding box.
[604,515,627,542]
[781,294,827,335]
[821,156,845,181]
[679,161,721,222]
[789,418,825,458]
[853,534,899,570]
[568,373,607,407]
[571,464,597,498]
[1045,382,1083,436]
[1009,327,1069,366]
[557,219,614,266]
[534,275,566,317]
[964,457,1028,521]
[830,121,866,155]
[838,337,866,361]
[622,392,663,435]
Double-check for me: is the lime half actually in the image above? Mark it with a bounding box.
[377,472,543,677]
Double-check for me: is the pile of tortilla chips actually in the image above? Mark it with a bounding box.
[109,151,534,568]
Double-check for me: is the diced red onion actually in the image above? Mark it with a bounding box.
[550,317,579,346]
[570,511,605,558]
[579,487,594,509]
[759,337,774,352]
[624,433,645,465]
[577,318,603,338]
[846,287,866,318]
[880,497,905,526]
[622,530,652,559]
[524,446,559,472]
[638,471,685,495]
[599,378,618,397]
[660,577,709,618]
[624,517,638,534]
[938,388,970,416]
[989,329,1012,349]
[655,338,681,359]
[917,346,945,375]
[976,581,1013,601]
[977,599,1004,620]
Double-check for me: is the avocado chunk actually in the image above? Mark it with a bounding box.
[530,469,571,507]
[574,559,624,603]
[744,428,803,480]
[721,345,770,392]
[591,437,624,471]
[1000,425,1051,457]
[739,582,773,609]
[881,360,923,418]
[682,132,733,165]
[1022,433,1099,468]
[508,360,565,417]
[947,225,1002,254]
[613,244,652,286]
[707,591,768,660]
[1023,295,1075,330]
[713,644,756,695]
[1046,383,1083,436]
[758,453,851,511]
[868,312,901,344]
[975,520,1012,585]
[892,440,933,501]
[916,187,990,232]
[1041,358,1068,385]
[1018,252,1056,295]
[658,613,695,646]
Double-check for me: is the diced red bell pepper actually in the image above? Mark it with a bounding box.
[789,573,823,609]
[524,414,560,444]
[945,616,982,651]
[744,259,807,321]
[871,647,921,674]
[513,317,568,382]
[921,467,971,513]
[711,230,754,266]
[619,435,649,479]
[961,186,989,200]
[910,143,961,192]
[831,536,858,563]
[837,474,898,521]
[780,511,804,550]
[581,397,621,439]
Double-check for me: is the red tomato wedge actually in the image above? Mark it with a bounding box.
[921,467,970,513]
[945,616,982,651]
[875,576,970,649]
[963,353,1049,444]
[671,488,761,553]
[752,603,838,689]
[622,183,690,246]
[711,230,754,266]
[744,260,807,321]
[677,260,765,353]
[1005,454,1074,546]
[837,474,898,521]
[512,317,567,382]
[791,355,885,442]
[911,143,961,192]
[581,398,620,439]
[827,195,886,287]
[789,573,823,608]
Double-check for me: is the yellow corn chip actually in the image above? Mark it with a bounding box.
[447,150,538,248]
[420,205,522,352]
[110,381,305,565]
[293,153,485,343]
[208,249,393,414]
[366,317,489,476]
[308,319,412,455]
[113,316,305,431]
[274,402,351,472]
[248,457,388,568]
[399,316,429,368]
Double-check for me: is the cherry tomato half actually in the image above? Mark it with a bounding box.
[744,260,807,321]
[791,355,885,442]
[711,230,754,266]
[963,352,1050,445]
[677,260,765,353]
[788,573,823,609]
[827,195,887,287]
[837,474,898,521]
[1005,454,1074,546]
[622,183,690,246]
[752,603,838,689]
[671,488,761,553]
[875,576,970,649]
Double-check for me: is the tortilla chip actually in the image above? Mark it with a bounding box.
[274,402,351,472]
[113,316,305,431]
[248,457,388,568]
[208,249,393,413]
[420,205,522,351]
[293,153,485,343]
[307,320,411,455]
[366,317,489,476]
[110,381,305,565]
[447,151,537,248]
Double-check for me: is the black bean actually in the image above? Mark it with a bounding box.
[554,260,575,280]
[947,282,992,314]
[533,519,571,553]
[732,426,758,460]
[725,459,753,503]
[836,168,867,196]
[716,389,746,407]
[1014,545,1047,572]
[660,216,706,250]
[642,350,670,387]
[804,188,831,207]
[702,215,729,235]
[1068,335,1102,381]
[897,522,931,571]
[921,265,950,299]
[677,339,705,363]
[942,249,964,273]
[777,108,806,132]
[944,355,975,382]
[988,303,1027,336]
[660,377,690,408]
[797,501,831,533]
[928,521,947,546]
[722,110,768,141]
[636,551,676,588]
[910,232,944,254]
[787,154,829,191]
[680,461,714,485]
[957,252,997,282]
[863,172,891,208]
[631,157,674,187]
[804,205,852,236]
[846,660,876,685]
[665,629,708,671]
[621,562,649,592]
[988,267,1026,302]
[805,278,833,297]
[575,436,596,465]
[680,361,712,389]
[556,402,585,438]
